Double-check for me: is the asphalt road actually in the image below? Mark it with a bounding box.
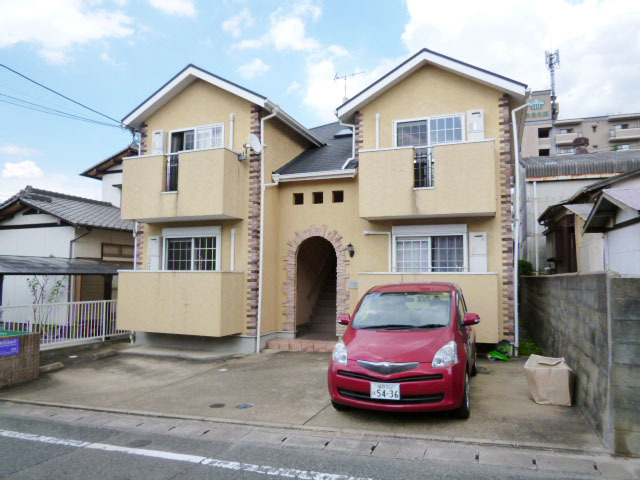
[0,407,630,480]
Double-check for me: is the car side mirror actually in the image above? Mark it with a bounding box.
[463,312,480,326]
[338,314,351,326]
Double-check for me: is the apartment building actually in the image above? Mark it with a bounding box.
[116,49,527,352]
[522,90,640,157]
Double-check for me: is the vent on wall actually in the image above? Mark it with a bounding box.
[151,130,166,155]
[467,110,485,141]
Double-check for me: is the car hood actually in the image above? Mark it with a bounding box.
[343,327,453,364]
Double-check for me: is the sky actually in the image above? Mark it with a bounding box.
[1,0,639,201]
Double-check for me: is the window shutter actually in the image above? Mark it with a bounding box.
[467,110,485,141]
[148,236,162,270]
[469,232,488,272]
[151,130,166,155]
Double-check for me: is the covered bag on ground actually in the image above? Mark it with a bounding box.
[524,354,574,406]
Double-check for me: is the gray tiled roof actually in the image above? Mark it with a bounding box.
[274,122,354,175]
[0,186,133,232]
[521,150,640,178]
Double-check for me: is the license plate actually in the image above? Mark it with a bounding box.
[370,382,400,400]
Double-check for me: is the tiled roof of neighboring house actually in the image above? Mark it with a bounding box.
[0,186,133,232]
[80,142,138,180]
[521,150,640,179]
[274,122,354,175]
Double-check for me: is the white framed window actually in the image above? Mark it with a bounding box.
[394,113,465,148]
[392,225,468,273]
[161,226,221,271]
[170,124,224,153]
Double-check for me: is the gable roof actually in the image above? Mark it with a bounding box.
[521,150,640,179]
[336,48,528,120]
[274,122,355,177]
[583,187,640,233]
[0,186,133,232]
[122,64,325,147]
[80,142,138,180]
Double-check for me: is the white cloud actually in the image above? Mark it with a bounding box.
[233,3,321,52]
[292,0,322,21]
[237,58,271,79]
[2,160,45,178]
[286,81,301,94]
[401,0,640,118]
[222,8,254,38]
[0,0,135,64]
[0,145,42,156]
[147,0,196,17]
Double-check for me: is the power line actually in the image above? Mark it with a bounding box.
[0,63,133,131]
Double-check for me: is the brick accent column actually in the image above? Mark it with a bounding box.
[498,94,515,341]
[283,225,350,336]
[139,122,148,155]
[134,223,144,270]
[354,111,363,163]
[246,105,262,334]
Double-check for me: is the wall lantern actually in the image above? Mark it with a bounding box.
[347,243,355,258]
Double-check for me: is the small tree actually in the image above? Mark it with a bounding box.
[26,275,66,331]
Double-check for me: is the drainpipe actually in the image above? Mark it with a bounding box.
[338,117,356,169]
[68,227,92,302]
[256,106,279,354]
[533,181,539,273]
[512,102,530,356]
[133,221,139,271]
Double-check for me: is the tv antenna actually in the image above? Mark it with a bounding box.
[545,50,560,122]
[334,71,365,103]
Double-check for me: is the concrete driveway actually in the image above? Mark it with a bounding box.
[0,348,602,452]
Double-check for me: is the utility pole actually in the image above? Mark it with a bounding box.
[334,71,365,104]
[545,50,560,153]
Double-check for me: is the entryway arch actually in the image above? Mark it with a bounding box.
[283,225,350,337]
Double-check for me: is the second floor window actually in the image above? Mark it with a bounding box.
[396,114,464,148]
[170,124,223,153]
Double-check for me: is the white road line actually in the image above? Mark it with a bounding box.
[0,428,374,480]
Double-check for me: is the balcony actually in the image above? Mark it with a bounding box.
[609,127,640,141]
[356,272,500,343]
[555,132,579,146]
[121,148,245,222]
[358,141,497,220]
[116,271,244,337]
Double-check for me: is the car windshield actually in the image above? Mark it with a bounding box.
[351,291,452,330]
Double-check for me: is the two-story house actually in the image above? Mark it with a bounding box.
[116,49,527,352]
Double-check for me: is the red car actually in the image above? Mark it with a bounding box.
[328,282,479,418]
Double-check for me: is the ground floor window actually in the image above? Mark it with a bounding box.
[395,234,464,272]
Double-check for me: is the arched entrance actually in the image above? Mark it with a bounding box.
[296,237,336,339]
[283,225,350,338]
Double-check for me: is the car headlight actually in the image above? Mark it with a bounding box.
[332,341,348,365]
[432,340,459,368]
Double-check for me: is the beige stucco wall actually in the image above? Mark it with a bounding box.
[359,141,497,219]
[117,271,244,336]
[359,64,502,150]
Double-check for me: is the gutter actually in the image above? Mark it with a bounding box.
[256,107,279,354]
[264,100,325,147]
[272,169,356,183]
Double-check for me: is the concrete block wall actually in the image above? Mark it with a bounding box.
[521,273,640,456]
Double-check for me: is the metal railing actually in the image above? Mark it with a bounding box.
[414,147,434,188]
[0,300,128,350]
[165,154,179,192]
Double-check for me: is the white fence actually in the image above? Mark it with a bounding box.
[0,300,129,350]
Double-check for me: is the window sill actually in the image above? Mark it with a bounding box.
[161,191,178,194]
[413,187,435,191]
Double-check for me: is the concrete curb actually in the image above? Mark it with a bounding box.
[117,349,240,363]
[0,398,612,457]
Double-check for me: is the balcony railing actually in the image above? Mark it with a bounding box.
[165,154,179,192]
[609,127,640,141]
[555,132,581,146]
[413,147,434,188]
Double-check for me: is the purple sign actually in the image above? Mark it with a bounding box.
[0,338,20,357]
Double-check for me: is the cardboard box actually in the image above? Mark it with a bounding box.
[524,355,574,406]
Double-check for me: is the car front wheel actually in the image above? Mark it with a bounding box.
[453,371,470,419]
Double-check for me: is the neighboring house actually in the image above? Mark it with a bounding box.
[539,167,640,274]
[116,48,527,352]
[521,90,640,156]
[519,150,640,272]
[0,186,134,306]
[80,143,138,208]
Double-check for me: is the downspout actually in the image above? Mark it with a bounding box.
[338,116,356,169]
[256,106,279,353]
[68,227,92,302]
[533,181,539,273]
[511,102,530,356]
[133,221,139,271]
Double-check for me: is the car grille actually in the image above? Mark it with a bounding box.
[338,370,443,383]
[338,389,444,405]
[357,360,419,375]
